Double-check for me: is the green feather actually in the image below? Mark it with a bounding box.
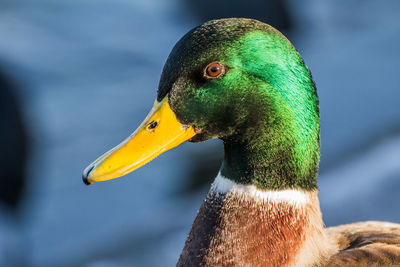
[161,18,319,190]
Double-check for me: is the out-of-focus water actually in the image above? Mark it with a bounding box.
[0,0,399,266]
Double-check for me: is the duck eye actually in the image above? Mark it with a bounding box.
[204,62,225,79]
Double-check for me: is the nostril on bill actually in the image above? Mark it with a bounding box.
[147,120,158,131]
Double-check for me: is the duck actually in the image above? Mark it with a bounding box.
[82,18,400,267]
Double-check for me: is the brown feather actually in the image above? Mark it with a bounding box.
[323,221,400,267]
[178,186,400,267]
[178,190,335,267]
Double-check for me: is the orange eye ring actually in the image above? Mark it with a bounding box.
[204,62,225,79]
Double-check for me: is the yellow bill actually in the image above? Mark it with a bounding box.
[82,96,196,185]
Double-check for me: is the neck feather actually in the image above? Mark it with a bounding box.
[220,95,320,190]
[178,174,334,267]
[211,172,309,205]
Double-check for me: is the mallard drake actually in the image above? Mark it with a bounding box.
[82,18,400,266]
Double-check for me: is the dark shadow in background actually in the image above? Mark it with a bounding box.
[183,0,292,34]
[0,69,29,213]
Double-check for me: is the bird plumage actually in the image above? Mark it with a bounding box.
[83,18,400,266]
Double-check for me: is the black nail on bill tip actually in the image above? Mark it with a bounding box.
[82,165,94,185]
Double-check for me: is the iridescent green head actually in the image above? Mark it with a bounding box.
[83,18,319,191]
[159,18,320,190]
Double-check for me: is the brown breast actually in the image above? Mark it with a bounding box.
[177,191,312,267]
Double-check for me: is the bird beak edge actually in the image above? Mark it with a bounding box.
[82,95,196,185]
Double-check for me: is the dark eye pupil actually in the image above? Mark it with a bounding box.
[210,66,219,72]
[204,62,225,79]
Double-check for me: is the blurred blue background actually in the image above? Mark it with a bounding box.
[0,0,399,266]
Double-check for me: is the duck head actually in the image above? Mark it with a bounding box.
[83,18,320,190]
